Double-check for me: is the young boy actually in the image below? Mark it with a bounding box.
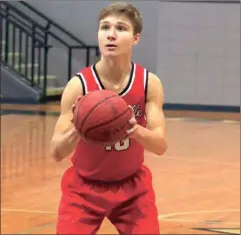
[50,2,167,234]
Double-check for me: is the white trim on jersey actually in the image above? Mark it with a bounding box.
[76,72,88,94]
[120,63,136,97]
[91,65,102,90]
[144,68,147,91]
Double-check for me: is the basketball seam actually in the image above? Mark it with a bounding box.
[75,95,86,128]
[85,107,130,137]
[79,94,119,132]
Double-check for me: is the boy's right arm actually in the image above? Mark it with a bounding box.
[49,76,83,162]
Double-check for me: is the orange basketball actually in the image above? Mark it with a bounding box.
[73,90,133,143]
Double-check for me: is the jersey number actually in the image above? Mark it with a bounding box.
[105,138,130,151]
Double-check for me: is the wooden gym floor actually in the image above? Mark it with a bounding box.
[1,103,240,234]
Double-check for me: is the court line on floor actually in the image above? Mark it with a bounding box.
[2,208,239,232]
[14,222,55,235]
[158,218,239,226]
[1,208,56,214]
[158,209,240,225]
[158,209,240,218]
[2,208,239,216]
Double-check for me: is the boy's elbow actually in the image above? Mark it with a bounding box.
[50,149,62,162]
[49,139,61,162]
[157,139,168,156]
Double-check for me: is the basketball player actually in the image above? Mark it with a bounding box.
[50,2,167,234]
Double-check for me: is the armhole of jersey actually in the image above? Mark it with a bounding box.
[144,69,149,103]
[76,73,86,96]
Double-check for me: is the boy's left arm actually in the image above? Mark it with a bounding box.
[128,72,167,156]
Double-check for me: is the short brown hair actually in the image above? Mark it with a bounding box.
[98,2,143,35]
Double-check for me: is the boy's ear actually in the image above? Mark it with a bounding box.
[133,33,140,46]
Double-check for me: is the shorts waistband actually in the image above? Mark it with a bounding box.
[75,169,142,185]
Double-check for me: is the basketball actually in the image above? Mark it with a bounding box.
[73,90,133,143]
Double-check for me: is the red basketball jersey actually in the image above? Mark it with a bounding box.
[71,62,149,181]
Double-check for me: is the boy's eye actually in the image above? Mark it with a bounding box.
[117,26,126,31]
[101,25,109,30]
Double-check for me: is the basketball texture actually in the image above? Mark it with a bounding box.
[73,90,133,143]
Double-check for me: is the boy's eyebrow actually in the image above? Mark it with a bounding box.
[100,21,129,26]
[116,22,129,26]
[100,21,110,24]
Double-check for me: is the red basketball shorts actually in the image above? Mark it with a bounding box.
[56,164,160,234]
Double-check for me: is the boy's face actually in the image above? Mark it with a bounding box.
[98,15,140,57]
